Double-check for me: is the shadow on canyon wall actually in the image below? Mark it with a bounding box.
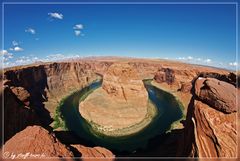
[3,65,52,142]
[54,126,185,158]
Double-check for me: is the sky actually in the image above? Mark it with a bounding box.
[0,3,238,70]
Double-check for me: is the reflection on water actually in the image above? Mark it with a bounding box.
[59,80,183,153]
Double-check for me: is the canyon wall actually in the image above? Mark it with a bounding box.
[179,74,237,157]
[2,61,112,142]
[151,65,237,158]
[1,58,237,159]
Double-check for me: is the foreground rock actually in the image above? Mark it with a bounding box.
[71,145,114,161]
[4,126,74,159]
[193,100,237,157]
[180,75,237,157]
[195,77,237,113]
[79,63,153,136]
[3,84,40,142]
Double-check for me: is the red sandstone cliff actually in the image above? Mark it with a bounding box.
[1,58,237,159]
[179,75,237,157]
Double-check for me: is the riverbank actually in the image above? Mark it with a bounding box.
[150,80,189,131]
[51,79,184,152]
[78,80,158,137]
[85,99,158,137]
[52,79,102,131]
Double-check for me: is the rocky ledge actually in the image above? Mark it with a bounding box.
[180,76,237,157]
[3,125,74,158]
[3,125,114,159]
[79,63,155,136]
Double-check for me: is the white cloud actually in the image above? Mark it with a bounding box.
[204,59,212,63]
[74,30,81,36]
[229,62,238,66]
[12,40,19,46]
[9,41,24,52]
[0,50,8,56]
[45,54,81,62]
[176,57,186,60]
[0,50,14,62]
[196,58,201,61]
[73,23,84,36]
[46,54,65,60]
[187,56,193,60]
[2,53,83,68]
[13,46,24,52]
[25,28,36,34]
[176,56,214,66]
[73,24,83,30]
[48,12,63,19]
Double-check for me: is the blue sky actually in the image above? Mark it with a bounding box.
[0,3,238,69]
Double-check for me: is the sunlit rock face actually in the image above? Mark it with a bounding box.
[79,63,151,135]
[180,76,237,158]
[102,63,148,105]
[4,125,74,158]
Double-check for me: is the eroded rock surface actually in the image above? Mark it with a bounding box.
[3,84,40,142]
[79,63,152,135]
[4,126,74,158]
[195,77,237,113]
[2,57,236,158]
[154,68,175,85]
[180,75,237,158]
[193,100,237,157]
[71,145,114,161]
[102,63,148,104]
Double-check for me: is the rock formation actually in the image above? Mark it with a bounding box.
[3,125,74,158]
[2,57,236,158]
[180,75,237,157]
[102,63,148,104]
[154,68,175,85]
[71,145,114,161]
[3,83,40,142]
[195,77,237,113]
[2,61,109,141]
[3,125,115,159]
[79,63,152,136]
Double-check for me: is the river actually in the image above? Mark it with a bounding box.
[58,79,183,153]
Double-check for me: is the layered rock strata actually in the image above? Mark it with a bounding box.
[2,57,236,158]
[2,61,111,142]
[102,63,148,104]
[180,76,237,157]
[79,63,152,136]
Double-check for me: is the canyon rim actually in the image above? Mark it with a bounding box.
[1,1,239,160]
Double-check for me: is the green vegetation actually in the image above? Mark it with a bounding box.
[52,79,102,130]
[52,100,68,130]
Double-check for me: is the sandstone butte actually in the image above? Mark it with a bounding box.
[79,63,152,136]
[1,57,238,159]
